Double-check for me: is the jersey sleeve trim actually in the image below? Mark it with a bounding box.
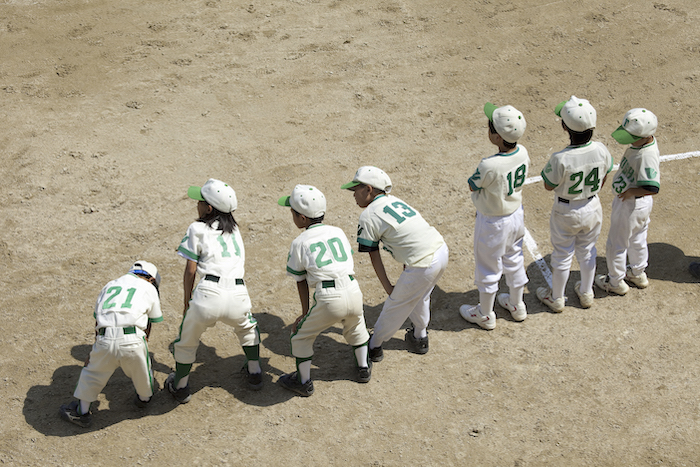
[540,171,557,187]
[177,246,199,261]
[468,177,480,191]
[637,181,660,189]
[149,316,164,323]
[358,244,380,252]
[286,266,306,276]
[358,238,379,248]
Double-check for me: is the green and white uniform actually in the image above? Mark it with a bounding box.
[286,224,368,361]
[541,141,614,299]
[174,221,260,365]
[605,138,660,285]
[74,273,163,403]
[357,195,448,346]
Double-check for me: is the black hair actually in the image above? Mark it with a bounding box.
[488,120,517,150]
[563,121,593,146]
[198,207,237,234]
[292,209,324,226]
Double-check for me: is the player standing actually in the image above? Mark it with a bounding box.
[459,103,530,330]
[59,261,163,427]
[168,179,263,404]
[536,96,613,311]
[342,167,448,360]
[277,185,371,397]
[595,108,660,294]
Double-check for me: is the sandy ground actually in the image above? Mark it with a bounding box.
[2,0,700,465]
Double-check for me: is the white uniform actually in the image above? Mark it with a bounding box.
[605,138,660,284]
[357,194,448,345]
[541,141,614,298]
[286,224,368,358]
[469,144,530,294]
[173,221,260,364]
[74,273,163,402]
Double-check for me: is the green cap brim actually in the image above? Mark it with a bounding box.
[341,181,361,190]
[554,101,567,117]
[483,102,498,121]
[277,196,292,207]
[611,126,642,145]
[187,186,205,201]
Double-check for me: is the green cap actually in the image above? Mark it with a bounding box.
[187,185,205,201]
[484,102,498,121]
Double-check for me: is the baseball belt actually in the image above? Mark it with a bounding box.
[321,276,355,288]
[204,275,244,285]
[98,326,136,335]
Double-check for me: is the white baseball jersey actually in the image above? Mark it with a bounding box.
[541,141,613,201]
[468,144,530,217]
[94,273,163,331]
[610,139,660,195]
[178,220,245,279]
[286,224,356,288]
[357,195,444,268]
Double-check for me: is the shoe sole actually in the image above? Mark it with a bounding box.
[279,377,314,397]
[59,406,91,428]
[459,306,496,330]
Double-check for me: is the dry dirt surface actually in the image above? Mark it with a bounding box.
[2,0,700,465]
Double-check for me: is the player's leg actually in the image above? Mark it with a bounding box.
[597,196,634,292]
[574,198,603,295]
[118,333,155,403]
[406,243,448,337]
[627,197,653,276]
[502,207,528,318]
[549,207,577,300]
[73,337,119,414]
[339,282,371,368]
[219,286,263,381]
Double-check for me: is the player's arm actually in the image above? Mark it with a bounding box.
[183,259,197,315]
[369,249,394,296]
[292,279,310,333]
[618,185,658,201]
[543,180,556,191]
[145,321,152,341]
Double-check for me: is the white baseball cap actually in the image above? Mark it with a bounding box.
[129,260,161,287]
[611,108,658,144]
[187,179,237,213]
[278,184,326,218]
[484,103,526,143]
[341,166,392,193]
[555,96,597,132]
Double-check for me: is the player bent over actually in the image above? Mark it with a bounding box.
[595,108,660,294]
[343,166,448,361]
[459,103,530,330]
[277,185,371,397]
[537,96,613,311]
[168,179,263,404]
[59,261,163,428]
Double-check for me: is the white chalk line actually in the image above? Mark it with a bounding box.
[521,150,700,287]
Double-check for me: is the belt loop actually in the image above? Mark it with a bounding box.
[322,280,335,288]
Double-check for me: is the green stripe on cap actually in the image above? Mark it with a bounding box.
[277,196,292,207]
[554,101,567,117]
[187,186,205,201]
[341,181,362,190]
[483,102,498,121]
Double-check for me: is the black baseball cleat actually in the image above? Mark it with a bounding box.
[134,394,152,408]
[368,346,384,362]
[405,326,429,355]
[59,401,92,428]
[241,365,264,390]
[279,372,314,397]
[357,360,372,383]
[166,372,192,404]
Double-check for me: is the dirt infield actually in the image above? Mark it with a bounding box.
[2,0,700,465]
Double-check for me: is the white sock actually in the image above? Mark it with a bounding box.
[79,400,91,415]
[552,268,569,300]
[247,360,261,374]
[479,291,496,314]
[176,375,189,389]
[298,360,312,384]
[413,327,427,339]
[354,345,369,367]
[509,286,524,305]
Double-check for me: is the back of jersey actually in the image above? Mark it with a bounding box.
[542,141,613,201]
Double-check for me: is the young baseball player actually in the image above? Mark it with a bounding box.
[536,96,613,312]
[342,166,448,361]
[59,261,163,428]
[168,179,262,404]
[277,185,371,397]
[595,108,660,294]
[459,103,530,330]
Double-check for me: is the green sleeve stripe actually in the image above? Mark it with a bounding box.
[637,181,660,188]
[149,316,164,323]
[468,178,479,191]
[177,245,199,261]
[286,266,306,276]
[541,171,557,187]
[358,238,379,248]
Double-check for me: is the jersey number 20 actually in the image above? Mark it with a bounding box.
[310,238,348,268]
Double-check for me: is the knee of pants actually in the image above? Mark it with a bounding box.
[290,335,314,359]
[173,343,199,365]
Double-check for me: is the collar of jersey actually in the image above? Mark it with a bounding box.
[369,194,387,204]
[497,146,520,157]
[306,223,325,230]
[567,142,593,149]
[630,137,656,150]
